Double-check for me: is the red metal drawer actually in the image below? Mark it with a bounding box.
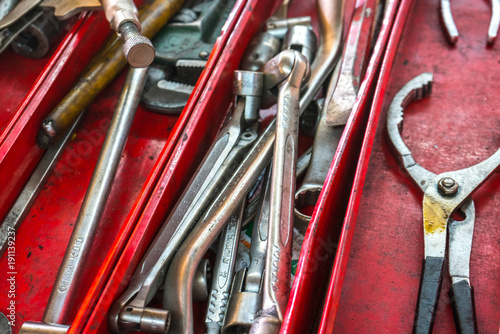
[322,0,500,332]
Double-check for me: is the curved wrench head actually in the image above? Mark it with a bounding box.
[386,72,436,191]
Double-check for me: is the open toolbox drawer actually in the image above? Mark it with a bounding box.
[322,0,500,332]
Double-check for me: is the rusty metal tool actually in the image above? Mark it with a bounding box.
[0,113,84,257]
[37,0,185,148]
[386,72,500,334]
[440,0,500,44]
[20,66,148,334]
[205,203,245,334]
[325,0,377,126]
[108,71,261,334]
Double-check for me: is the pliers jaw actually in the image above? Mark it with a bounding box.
[440,0,500,44]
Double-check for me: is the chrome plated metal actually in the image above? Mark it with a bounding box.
[282,25,317,64]
[109,74,261,334]
[299,0,345,112]
[101,0,154,67]
[19,67,147,333]
[326,0,375,125]
[222,168,271,333]
[205,203,244,334]
[0,113,84,257]
[0,0,19,21]
[19,323,69,334]
[440,0,500,44]
[386,72,500,334]
[0,0,41,30]
[240,32,281,71]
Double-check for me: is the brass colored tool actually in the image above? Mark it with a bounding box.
[37,0,185,148]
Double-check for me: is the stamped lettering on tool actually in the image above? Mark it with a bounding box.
[58,265,75,293]
[70,238,84,259]
[218,218,237,288]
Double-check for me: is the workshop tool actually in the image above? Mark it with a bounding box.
[0,113,84,257]
[440,0,500,44]
[0,0,19,21]
[240,32,281,71]
[386,72,500,334]
[326,0,377,126]
[205,203,244,334]
[19,66,148,334]
[222,167,272,333]
[141,0,237,114]
[294,97,343,233]
[162,49,309,334]
[248,49,308,334]
[100,0,154,68]
[300,0,345,112]
[108,71,261,334]
[37,0,184,148]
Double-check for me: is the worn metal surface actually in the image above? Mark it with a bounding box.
[333,0,500,332]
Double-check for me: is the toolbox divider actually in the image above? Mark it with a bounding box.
[0,12,111,227]
[315,0,415,332]
[282,0,402,332]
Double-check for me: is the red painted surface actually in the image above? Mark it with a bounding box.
[331,0,500,332]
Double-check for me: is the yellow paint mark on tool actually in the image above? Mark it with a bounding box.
[422,196,448,234]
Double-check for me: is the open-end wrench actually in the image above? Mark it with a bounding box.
[19,66,148,334]
[108,71,261,334]
[162,49,309,334]
[205,202,245,334]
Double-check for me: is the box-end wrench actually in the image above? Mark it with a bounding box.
[205,202,245,334]
[248,50,308,334]
[19,66,148,334]
[162,50,309,334]
[108,71,261,334]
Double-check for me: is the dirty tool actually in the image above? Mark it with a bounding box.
[37,0,185,148]
[0,113,84,257]
[326,0,377,126]
[440,0,500,44]
[141,0,237,114]
[222,167,272,333]
[19,67,148,334]
[205,203,244,334]
[249,49,308,334]
[108,71,261,334]
[386,72,500,334]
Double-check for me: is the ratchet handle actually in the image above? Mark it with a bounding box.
[449,280,477,334]
[413,257,444,334]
